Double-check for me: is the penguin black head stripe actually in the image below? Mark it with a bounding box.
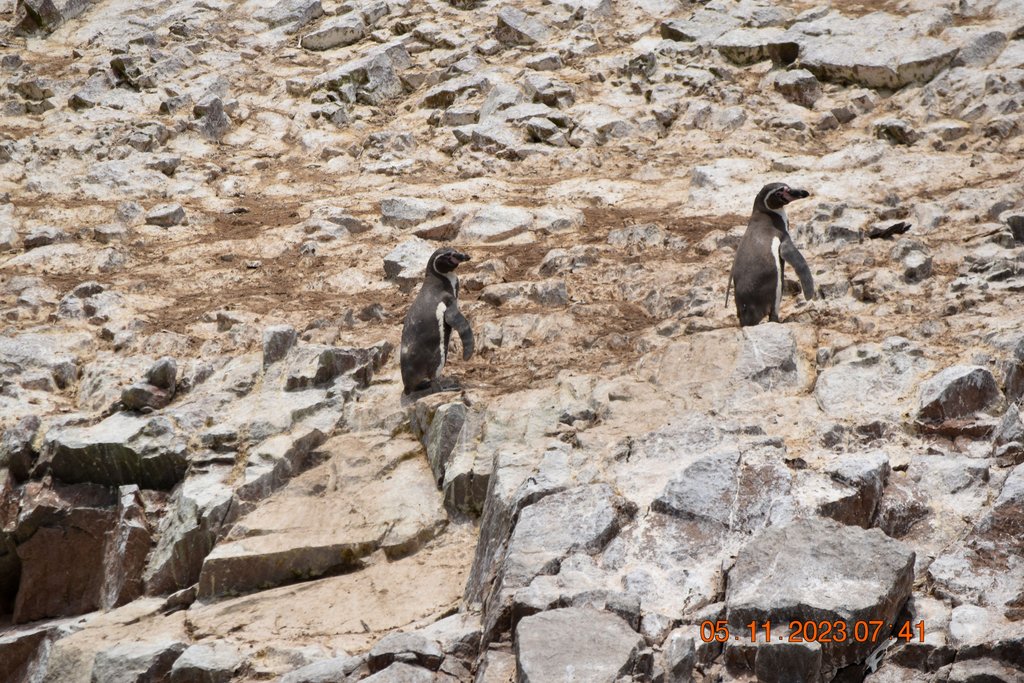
[400,247,475,395]
[728,183,816,326]
[756,182,811,214]
[428,247,470,279]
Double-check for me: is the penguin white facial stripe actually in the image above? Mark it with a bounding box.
[771,236,783,314]
[766,206,789,232]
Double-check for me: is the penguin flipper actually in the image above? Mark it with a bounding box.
[444,305,475,360]
[779,238,816,300]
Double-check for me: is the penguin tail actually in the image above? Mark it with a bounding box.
[724,276,732,308]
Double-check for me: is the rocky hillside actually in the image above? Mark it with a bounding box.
[2,0,1024,680]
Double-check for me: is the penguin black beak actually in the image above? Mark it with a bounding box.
[782,188,810,203]
[440,250,470,270]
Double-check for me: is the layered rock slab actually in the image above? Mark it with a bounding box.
[188,526,475,654]
[197,434,446,598]
[792,11,960,89]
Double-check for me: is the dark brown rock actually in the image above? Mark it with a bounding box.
[13,506,115,623]
[0,623,58,682]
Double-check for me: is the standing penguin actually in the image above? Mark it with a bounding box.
[728,182,817,326]
[400,247,475,395]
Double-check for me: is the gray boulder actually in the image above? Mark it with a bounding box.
[90,640,186,683]
[459,205,533,243]
[169,642,245,683]
[143,468,238,595]
[928,464,1024,612]
[819,452,891,529]
[146,204,187,227]
[367,632,443,672]
[992,404,1023,463]
[256,0,323,31]
[483,483,637,640]
[876,118,920,146]
[815,338,932,423]
[662,628,696,683]
[23,226,68,250]
[774,69,820,108]
[0,415,40,481]
[383,238,435,288]
[279,656,362,683]
[793,12,959,89]
[418,612,482,660]
[380,197,447,229]
[479,280,567,308]
[121,382,173,411]
[660,11,740,45]
[420,74,491,109]
[411,398,468,487]
[14,0,92,34]
[902,251,933,282]
[194,97,231,142]
[312,42,410,106]
[301,14,365,51]
[42,413,188,490]
[146,357,178,391]
[714,27,798,65]
[120,357,177,411]
[726,517,915,673]
[916,365,1002,424]
[515,607,645,682]
[494,7,551,45]
[262,325,297,367]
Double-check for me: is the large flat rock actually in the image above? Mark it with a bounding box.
[515,607,645,682]
[815,338,933,423]
[646,323,813,408]
[726,517,915,673]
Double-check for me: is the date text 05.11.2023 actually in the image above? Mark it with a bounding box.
[699,620,926,644]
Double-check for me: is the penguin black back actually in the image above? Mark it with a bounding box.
[400,247,475,394]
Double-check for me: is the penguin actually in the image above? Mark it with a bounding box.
[400,247,475,394]
[727,182,816,326]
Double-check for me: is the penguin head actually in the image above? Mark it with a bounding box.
[427,247,470,276]
[757,183,810,212]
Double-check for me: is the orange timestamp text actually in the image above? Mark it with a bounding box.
[699,619,926,644]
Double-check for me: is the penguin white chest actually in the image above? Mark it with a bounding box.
[435,302,447,378]
[770,236,782,313]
